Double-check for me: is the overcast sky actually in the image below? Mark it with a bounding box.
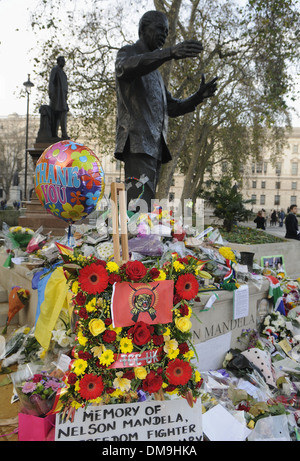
[0,0,299,126]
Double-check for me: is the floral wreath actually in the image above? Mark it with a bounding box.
[56,250,205,420]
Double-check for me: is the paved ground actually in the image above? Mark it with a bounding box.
[240,219,287,239]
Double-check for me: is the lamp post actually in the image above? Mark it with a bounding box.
[23,74,34,201]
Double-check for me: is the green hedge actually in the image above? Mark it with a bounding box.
[0,210,21,228]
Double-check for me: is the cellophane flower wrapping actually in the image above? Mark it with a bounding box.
[12,365,63,417]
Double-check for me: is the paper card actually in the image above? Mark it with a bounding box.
[202,404,252,441]
[233,284,249,320]
[192,332,232,372]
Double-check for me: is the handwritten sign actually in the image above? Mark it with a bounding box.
[55,399,202,441]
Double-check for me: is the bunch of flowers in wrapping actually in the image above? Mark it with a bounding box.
[57,249,204,419]
[6,226,35,250]
[261,311,294,345]
[17,371,63,417]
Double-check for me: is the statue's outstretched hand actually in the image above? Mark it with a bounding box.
[171,40,203,59]
[197,74,218,100]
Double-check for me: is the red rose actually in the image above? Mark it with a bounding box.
[67,372,77,385]
[78,308,88,319]
[149,268,160,279]
[78,350,92,360]
[94,259,107,267]
[102,329,117,343]
[125,261,147,281]
[75,292,86,306]
[108,273,122,284]
[128,321,152,346]
[178,342,189,354]
[123,370,135,380]
[152,334,164,346]
[142,370,163,394]
[179,303,189,316]
[104,318,112,326]
[32,374,44,383]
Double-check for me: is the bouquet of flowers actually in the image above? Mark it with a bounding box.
[5,225,35,250]
[55,249,205,419]
[261,311,294,345]
[16,371,63,417]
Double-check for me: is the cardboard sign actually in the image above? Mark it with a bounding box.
[55,399,202,442]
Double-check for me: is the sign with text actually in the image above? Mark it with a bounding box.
[55,399,202,442]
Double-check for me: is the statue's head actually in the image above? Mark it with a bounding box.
[57,56,66,67]
[138,10,169,51]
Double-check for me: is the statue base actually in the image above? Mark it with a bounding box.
[19,144,67,236]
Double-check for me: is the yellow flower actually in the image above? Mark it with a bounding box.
[167,348,179,359]
[71,400,82,410]
[109,325,122,335]
[175,316,192,333]
[195,370,201,383]
[91,344,106,358]
[106,261,119,273]
[113,371,131,392]
[120,337,133,353]
[219,246,236,262]
[99,349,115,366]
[247,420,255,429]
[89,318,106,336]
[184,350,195,361]
[163,336,178,354]
[86,297,97,312]
[73,359,88,376]
[77,330,88,346]
[153,270,166,281]
[71,281,79,294]
[163,327,171,336]
[173,261,185,272]
[134,367,147,380]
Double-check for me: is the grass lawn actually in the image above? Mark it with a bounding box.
[216,225,286,245]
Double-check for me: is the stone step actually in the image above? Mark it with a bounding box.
[0,302,19,328]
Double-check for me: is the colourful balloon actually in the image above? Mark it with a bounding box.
[34,140,105,224]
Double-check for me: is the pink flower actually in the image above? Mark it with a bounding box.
[22,382,37,394]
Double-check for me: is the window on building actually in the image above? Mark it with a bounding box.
[0,189,3,198]
[291,195,297,205]
[252,164,255,174]
[256,162,263,173]
[252,181,256,188]
[275,181,281,190]
[260,195,265,205]
[263,162,268,174]
[293,144,299,154]
[292,181,297,190]
[291,162,298,175]
[275,163,282,175]
[251,194,257,204]
[171,178,175,187]
[261,181,266,189]
[274,195,280,205]
[169,192,175,202]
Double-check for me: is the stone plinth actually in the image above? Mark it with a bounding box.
[18,144,67,236]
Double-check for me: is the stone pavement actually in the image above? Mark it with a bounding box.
[240,219,287,239]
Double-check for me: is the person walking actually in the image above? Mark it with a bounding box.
[279,208,285,227]
[270,209,277,226]
[285,204,300,240]
[254,210,266,230]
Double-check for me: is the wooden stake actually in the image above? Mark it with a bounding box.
[111,182,129,266]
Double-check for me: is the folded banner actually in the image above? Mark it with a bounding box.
[111,280,174,327]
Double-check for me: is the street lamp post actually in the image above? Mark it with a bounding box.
[23,74,34,201]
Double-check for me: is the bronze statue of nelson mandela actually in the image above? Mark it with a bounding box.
[114,10,218,212]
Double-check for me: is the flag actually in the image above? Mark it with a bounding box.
[265,275,286,316]
[223,259,235,283]
[111,280,174,327]
[55,242,74,262]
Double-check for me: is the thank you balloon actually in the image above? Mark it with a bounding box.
[34,140,105,224]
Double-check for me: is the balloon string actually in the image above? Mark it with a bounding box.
[68,225,72,247]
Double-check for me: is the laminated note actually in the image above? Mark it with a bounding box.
[233,284,249,320]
